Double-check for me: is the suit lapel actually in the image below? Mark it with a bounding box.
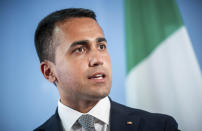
[44,109,63,131]
[110,100,141,131]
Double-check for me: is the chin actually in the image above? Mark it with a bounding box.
[90,89,110,100]
[83,84,111,100]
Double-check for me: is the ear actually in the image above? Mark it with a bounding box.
[40,61,57,83]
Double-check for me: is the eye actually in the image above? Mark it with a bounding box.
[73,47,86,54]
[98,44,106,50]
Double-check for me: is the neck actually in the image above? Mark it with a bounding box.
[60,97,99,113]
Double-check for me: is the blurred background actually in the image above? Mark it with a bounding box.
[0,0,201,131]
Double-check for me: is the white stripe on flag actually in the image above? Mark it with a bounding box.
[126,26,202,131]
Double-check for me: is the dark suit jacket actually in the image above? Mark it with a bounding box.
[34,100,179,131]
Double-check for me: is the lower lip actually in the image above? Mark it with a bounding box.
[88,77,106,83]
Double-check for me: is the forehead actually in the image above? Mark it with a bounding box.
[54,17,104,42]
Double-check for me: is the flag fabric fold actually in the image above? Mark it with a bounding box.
[125,0,202,131]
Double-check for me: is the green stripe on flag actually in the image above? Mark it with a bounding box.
[125,0,183,73]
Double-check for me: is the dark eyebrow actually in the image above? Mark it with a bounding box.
[70,40,89,48]
[69,37,107,49]
[96,37,107,43]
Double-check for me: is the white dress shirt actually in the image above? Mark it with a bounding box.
[58,96,111,131]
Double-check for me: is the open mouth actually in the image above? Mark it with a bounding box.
[88,73,106,80]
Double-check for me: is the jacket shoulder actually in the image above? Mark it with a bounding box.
[34,111,63,131]
[112,100,176,120]
[34,114,54,131]
[111,101,179,131]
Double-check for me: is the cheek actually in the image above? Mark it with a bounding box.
[56,65,82,91]
[105,55,112,70]
[71,58,88,72]
[61,59,88,81]
[56,67,72,83]
[106,55,112,80]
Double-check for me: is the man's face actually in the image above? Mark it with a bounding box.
[53,18,112,102]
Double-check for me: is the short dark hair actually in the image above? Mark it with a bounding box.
[34,8,97,63]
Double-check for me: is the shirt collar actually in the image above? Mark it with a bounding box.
[58,99,82,131]
[88,96,110,125]
[58,96,110,131]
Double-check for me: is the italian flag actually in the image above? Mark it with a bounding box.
[125,0,202,131]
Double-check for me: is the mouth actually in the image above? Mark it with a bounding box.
[88,72,106,80]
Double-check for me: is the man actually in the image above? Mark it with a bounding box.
[34,8,179,131]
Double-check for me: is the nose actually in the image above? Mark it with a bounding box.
[88,50,103,67]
